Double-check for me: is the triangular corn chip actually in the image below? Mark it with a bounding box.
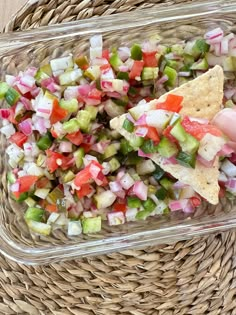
[110,66,224,204]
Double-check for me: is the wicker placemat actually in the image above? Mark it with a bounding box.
[1,0,236,314]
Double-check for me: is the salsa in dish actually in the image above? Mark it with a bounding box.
[0,27,236,236]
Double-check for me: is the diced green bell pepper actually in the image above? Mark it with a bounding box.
[122,118,134,133]
[117,72,129,81]
[131,44,142,60]
[37,132,53,150]
[176,151,196,168]
[5,87,20,106]
[63,118,80,133]
[140,139,159,154]
[109,52,123,71]
[127,196,142,208]
[152,165,165,181]
[163,66,177,87]
[155,187,168,200]
[141,67,159,80]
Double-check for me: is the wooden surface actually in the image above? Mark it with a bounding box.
[0,0,27,31]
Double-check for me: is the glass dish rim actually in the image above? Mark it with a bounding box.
[0,0,236,265]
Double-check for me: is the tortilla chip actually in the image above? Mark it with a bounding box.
[158,65,224,120]
[110,66,224,205]
[151,154,220,205]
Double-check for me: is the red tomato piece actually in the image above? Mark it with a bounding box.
[129,60,144,80]
[142,51,158,67]
[36,177,50,189]
[113,202,127,212]
[156,94,183,113]
[80,143,91,153]
[50,99,68,124]
[9,132,27,148]
[18,175,38,193]
[102,49,110,61]
[100,64,111,71]
[76,183,93,199]
[45,203,58,213]
[66,130,83,146]
[190,196,201,207]
[88,88,102,100]
[145,126,160,142]
[181,116,223,140]
[74,165,92,187]
[46,150,64,173]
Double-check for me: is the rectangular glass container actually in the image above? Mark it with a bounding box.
[0,0,236,265]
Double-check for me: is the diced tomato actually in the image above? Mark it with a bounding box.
[74,160,104,187]
[129,60,144,80]
[74,165,92,187]
[102,49,110,61]
[142,51,158,67]
[156,94,183,113]
[145,126,160,142]
[17,175,38,193]
[45,203,58,213]
[50,99,68,124]
[51,128,59,138]
[9,132,27,148]
[76,183,93,199]
[80,143,91,153]
[113,202,127,212]
[88,88,102,100]
[162,125,178,143]
[190,196,201,207]
[66,130,83,146]
[46,150,64,173]
[100,64,111,71]
[36,177,50,189]
[7,105,17,124]
[181,116,223,140]
[61,155,75,170]
[23,91,33,100]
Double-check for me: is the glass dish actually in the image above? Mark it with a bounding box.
[0,0,236,265]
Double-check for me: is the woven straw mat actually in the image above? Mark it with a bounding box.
[1,0,236,314]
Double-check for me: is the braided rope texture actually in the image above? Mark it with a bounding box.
[1,0,236,314]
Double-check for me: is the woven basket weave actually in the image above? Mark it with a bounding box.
[1,1,236,314]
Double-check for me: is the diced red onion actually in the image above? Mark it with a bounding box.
[109,181,123,193]
[225,179,236,193]
[107,211,125,226]
[134,114,147,126]
[20,97,32,110]
[173,181,188,189]
[116,168,126,181]
[106,91,121,99]
[169,199,194,213]
[229,152,236,163]
[18,118,33,136]
[125,208,138,222]
[178,71,191,77]
[204,27,224,44]
[197,155,215,168]
[118,65,129,72]
[25,67,37,77]
[91,140,110,154]
[64,86,79,100]
[126,113,136,123]
[138,149,152,158]
[133,181,148,201]
[224,88,236,100]
[6,75,16,86]
[156,75,168,85]
[83,134,96,145]
[188,116,209,124]
[118,46,130,61]
[135,126,148,137]
[218,144,234,156]
[0,109,10,119]
[221,159,236,177]
[59,141,73,153]
[10,181,20,192]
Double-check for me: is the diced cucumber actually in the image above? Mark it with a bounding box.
[24,207,45,222]
[127,196,142,208]
[157,137,178,158]
[109,157,120,172]
[7,171,16,184]
[103,144,117,159]
[163,66,177,87]
[84,105,98,120]
[76,110,91,132]
[141,67,159,80]
[176,151,196,168]
[190,58,208,70]
[74,148,85,169]
[27,220,51,236]
[170,120,187,142]
[82,216,102,234]
[0,82,10,99]
[136,159,156,175]
[60,98,79,113]
[24,197,36,208]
